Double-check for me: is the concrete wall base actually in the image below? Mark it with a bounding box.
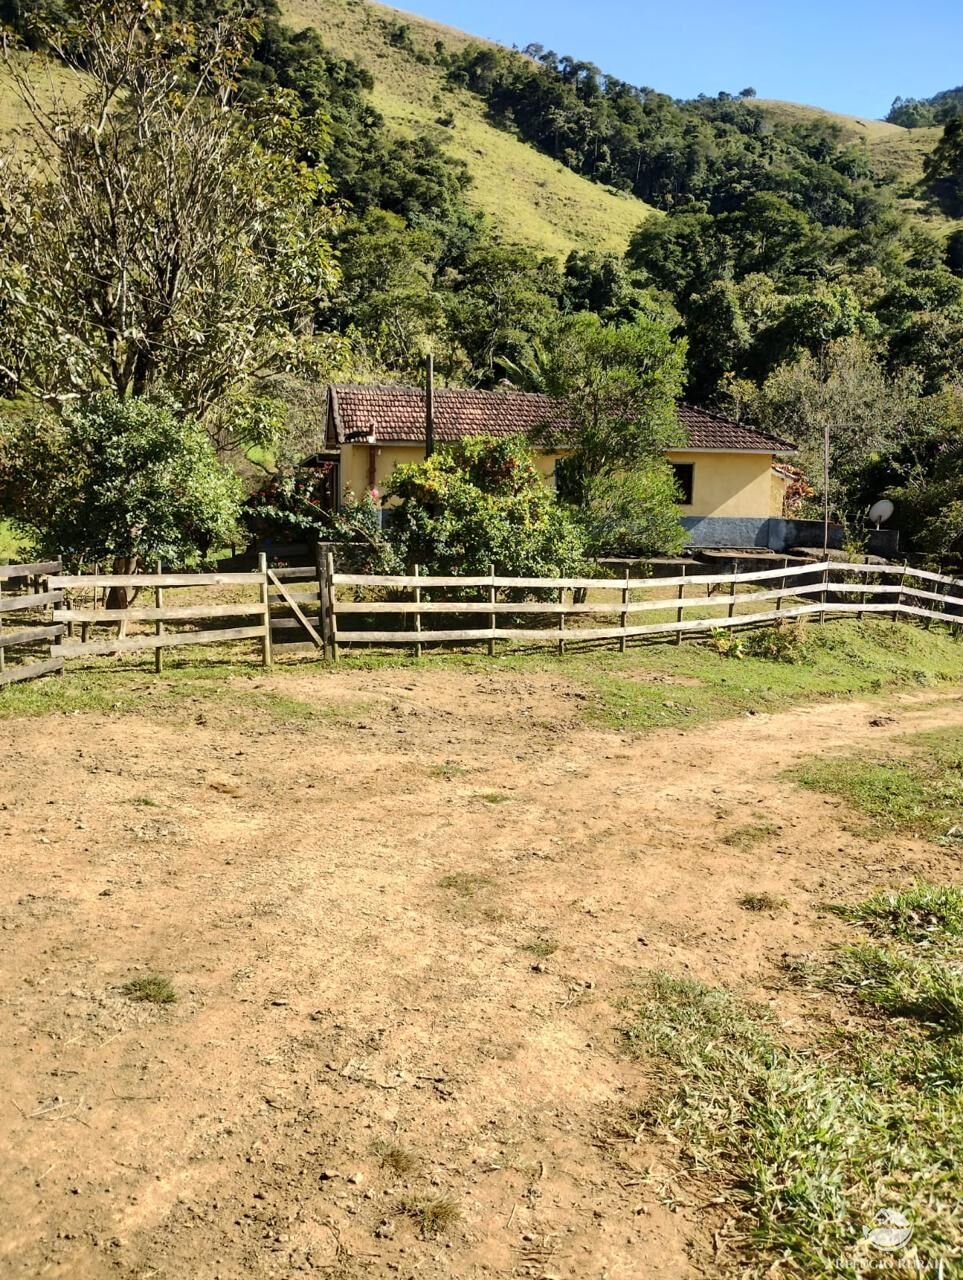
[680,517,899,557]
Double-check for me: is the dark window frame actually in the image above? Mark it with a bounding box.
[671,462,694,506]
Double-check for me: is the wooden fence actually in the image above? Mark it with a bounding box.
[2,556,960,684]
[49,554,273,669]
[325,559,963,658]
[0,560,65,686]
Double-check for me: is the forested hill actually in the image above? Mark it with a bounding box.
[0,0,960,560]
[887,86,963,129]
[282,0,659,257]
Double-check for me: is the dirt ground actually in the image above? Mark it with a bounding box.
[3,668,963,1280]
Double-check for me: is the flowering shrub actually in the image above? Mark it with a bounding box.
[244,467,400,573]
[383,435,587,577]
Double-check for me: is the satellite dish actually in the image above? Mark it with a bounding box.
[868,499,894,527]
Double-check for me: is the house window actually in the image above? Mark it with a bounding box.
[670,462,694,506]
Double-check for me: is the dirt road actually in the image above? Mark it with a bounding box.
[3,671,962,1279]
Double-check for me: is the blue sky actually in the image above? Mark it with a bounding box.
[404,0,962,119]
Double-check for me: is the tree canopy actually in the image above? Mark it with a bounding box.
[0,395,242,567]
[0,1,339,428]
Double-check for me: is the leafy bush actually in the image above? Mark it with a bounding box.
[581,463,686,557]
[0,394,242,568]
[383,435,587,577]
[742,619,809,662]
[244,469,401,573]
[707,627,745,659]
[708,619,808,663]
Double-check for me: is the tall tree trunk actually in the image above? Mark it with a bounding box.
[106,555,138,638]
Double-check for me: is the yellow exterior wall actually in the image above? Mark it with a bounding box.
[770,468,790,518]
[340,444,572,502]
[339,443,781,519]
[665,450,779,519]
[340,444,420,501]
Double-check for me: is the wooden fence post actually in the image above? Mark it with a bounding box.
[154,560,164,673]
[558,585,566,656]
[0,578,4,676]
[727,570,737,620]
[53,558,64,676]
[620,569,630,653]
[896,561,908,622]
[487,564,496,658]
[414,564,422,660]
[326,551,339,662]
[315,542,331,660]
[81,561,98,646]
[258,552,273,669]
[675,564,686,645]
[819,562,829,625]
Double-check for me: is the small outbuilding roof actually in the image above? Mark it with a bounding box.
[326,384,795,453]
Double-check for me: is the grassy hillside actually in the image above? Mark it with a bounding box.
[0,56,86,138]
[1,4,955,251]
[283,0,658,257]
[748,99,959,234]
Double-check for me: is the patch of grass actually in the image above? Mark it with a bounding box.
[805,943,963,1034]
[795,727,963,841]
[0,661,347,728]
[723,822,781,850]
[120,974,176,1005]
[130,795,159,807]
[522,936,559,958]
[477,791,511,804]
[829,882,963,944]
[438,872,493,897]
[2,621,960,746]
[585,620,963,733]
[738,891,788,912]
[626,968,963,1276]
[398,1194,460,1238]
[428,763,470,780]
[339,620,963,735]
[372,1140,417,1176]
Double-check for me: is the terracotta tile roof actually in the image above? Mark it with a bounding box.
[327,384,796,453]
[328,384,572,446]
[676,403,796,453]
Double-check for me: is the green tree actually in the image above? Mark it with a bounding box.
[0,395,242,569]
[560,250,671,324]
[383,436,586,576]
[581,464,687,557]
[0,0,338,429]
[627,212,724,300]
[730,337,919,525]
[328,210,442,377]
[543,313,686,499]
[889,388,963,562]
[923,115,963,217]
[442,239,562,385]
[684,281,750,400]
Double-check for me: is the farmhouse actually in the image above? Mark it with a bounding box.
[319,383,801,550]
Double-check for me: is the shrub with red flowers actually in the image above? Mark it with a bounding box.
[244,465,400,572]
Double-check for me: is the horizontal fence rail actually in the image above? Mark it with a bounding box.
[0,560,64,685]
[326,560,963,658]
[48,556,275,670]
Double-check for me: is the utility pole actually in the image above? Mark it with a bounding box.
[822,420,830,556]
[425,352,435,460]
